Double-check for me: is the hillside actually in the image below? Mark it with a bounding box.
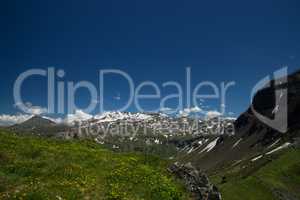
[176,70,300,170]
[171,70,300,199]
[211,147,300,200]
[0,131,189,200]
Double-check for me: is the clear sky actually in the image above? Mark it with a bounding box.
[0,0,300,118]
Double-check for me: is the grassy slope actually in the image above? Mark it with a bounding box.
[210,148,300,200]
[0,131,189,200]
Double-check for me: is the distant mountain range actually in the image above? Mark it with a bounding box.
[9,70,300,163]
[8,110,235,159]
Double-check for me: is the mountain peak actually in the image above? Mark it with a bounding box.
[11,115,56,129]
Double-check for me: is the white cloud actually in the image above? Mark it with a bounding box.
[179,106,203,116]
[190,106,202,113]
[160,107,173,113]
[0,114,65,126]
[160,107,172,111]
[65,110,93,124]
[205,111,222,119]
[26,106,47,115]
[0,107,92,126]
[179,110,189,117]
[0,114,32,126]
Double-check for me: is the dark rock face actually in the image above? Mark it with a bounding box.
[235,70,300,146]
[169,162,221,200]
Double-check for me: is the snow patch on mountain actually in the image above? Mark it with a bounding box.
[232,138,242,149]
[251,155,263,162]
[94,112,153,123]
[267,139,281,149]
[66,110,93,124]
[200,137,219,153]
[266,142,291,155]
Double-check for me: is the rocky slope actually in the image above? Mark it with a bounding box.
[176,70,300,173]
[169,162,221,200]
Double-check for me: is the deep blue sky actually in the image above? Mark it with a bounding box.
[0,0,300,116]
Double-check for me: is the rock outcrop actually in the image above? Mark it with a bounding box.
[169,162,221,200]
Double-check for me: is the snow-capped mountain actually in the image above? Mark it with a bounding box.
[57,111,235,158]
[93,111,153,123]
[75,111,235,137]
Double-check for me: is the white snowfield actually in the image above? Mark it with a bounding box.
[187,147,194,154]
[66,110,93,124]
[251,142,292,162]
[232,138,242,149]
[267,139,281,149]
[251,155,263,162]
[94,112,153,123]
[266,142,291,155]
[200,137,219,154]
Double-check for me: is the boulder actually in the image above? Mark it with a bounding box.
[169,162,222,200]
